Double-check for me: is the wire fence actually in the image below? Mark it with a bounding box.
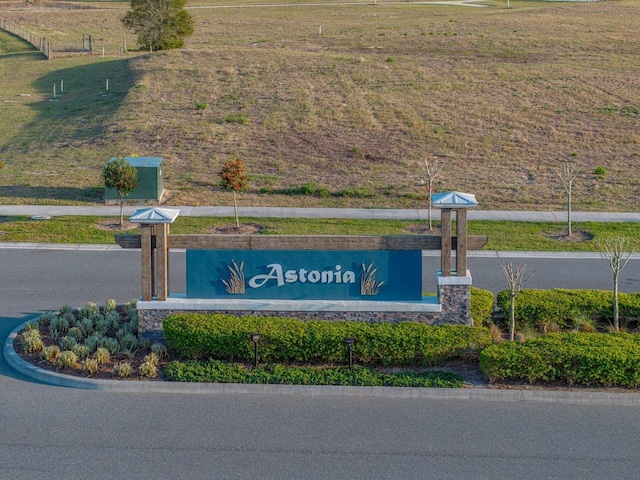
[0,18,51,58]
[0,18,130,59]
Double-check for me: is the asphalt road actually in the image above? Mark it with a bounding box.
[2,247,640,479]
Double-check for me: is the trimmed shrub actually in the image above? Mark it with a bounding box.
[164,360,463,388]
[163,313,490,366]
[470,287,495,327]
[480,332,640,387]
[496,289,640,332]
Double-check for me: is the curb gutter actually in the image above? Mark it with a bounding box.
[5,321,640,405]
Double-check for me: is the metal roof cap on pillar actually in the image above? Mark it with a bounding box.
[431,191,478,209]
[130,207,180,224]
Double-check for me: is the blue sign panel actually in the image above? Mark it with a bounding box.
[186,250,422,301]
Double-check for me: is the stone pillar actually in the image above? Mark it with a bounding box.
[436,271,472,325]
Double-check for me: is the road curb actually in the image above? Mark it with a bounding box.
[5,321,640,404]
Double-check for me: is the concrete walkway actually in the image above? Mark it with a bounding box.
[1,205,639,222]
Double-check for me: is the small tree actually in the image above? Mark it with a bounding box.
[419,156,443,231]
[499,262,535,341]
[218,156,248,228]
[597,237,635,332]
[102,157,139,226]
[556,161,580,237]
[122,0,194,51]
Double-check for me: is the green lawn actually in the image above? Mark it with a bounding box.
[1,215,639,251]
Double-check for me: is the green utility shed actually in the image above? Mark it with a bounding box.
[104,157,164,203]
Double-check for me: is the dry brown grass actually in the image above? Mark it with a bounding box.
[1,0,639,209]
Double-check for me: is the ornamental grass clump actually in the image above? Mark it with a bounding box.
[55,351,78,370]
[79,317,95,337]
[102,337,120,355]
[72,344,89,361]
[49,315,69,338]
[20,328,44,353]
[37,312,56,329]
[59,335,77,351]
[79,302,100,319]
[151,343,168,359]
[104,299,117,312]
[82,358,100,376]
[84,333,105,354]
[120,333,139,352]
[94,347,110,365]
[114,361,133,378]
[139,360,158,378]
[40,345,60,362]
[144,352,160,367]
[94,319,110,336]
[67,326,84,343]
[104,310,120,331]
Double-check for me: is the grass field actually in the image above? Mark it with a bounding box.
[0,0,638,210]
[2,214,640,251]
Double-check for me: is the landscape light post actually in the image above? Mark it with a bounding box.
[345,337,354,369]
[251,333,261,369]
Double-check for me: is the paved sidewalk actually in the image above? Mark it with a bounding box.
[1,205,639,222]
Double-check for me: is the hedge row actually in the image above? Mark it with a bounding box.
[496,289,640,331]
[479,332,640,387]
[470,287,495,327]
[163,313,491,366]
[164,361,463,387]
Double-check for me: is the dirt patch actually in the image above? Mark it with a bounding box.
[544,228,594,242]
[207,223,265,235]
[95,218,139,232]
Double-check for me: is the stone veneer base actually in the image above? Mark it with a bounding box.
[137,273,472,343]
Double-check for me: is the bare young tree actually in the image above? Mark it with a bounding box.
[420,156,443,231]
[499,262,535,341]
[597,237,636,332]
[556,161,580,237]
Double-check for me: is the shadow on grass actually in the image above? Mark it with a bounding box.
[0,185,103,203]
[17,57,138,145]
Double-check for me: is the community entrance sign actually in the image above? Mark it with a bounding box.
[186,250,422,301]
[117,192,488,341]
